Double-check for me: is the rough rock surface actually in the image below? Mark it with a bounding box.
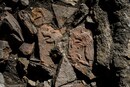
[20,0,29,6]
[52,4,77,28]
[0,73,5,87]
[31,7,53,27]
[19,42,35,56]
[0,40,11,61]
[60,0,79,6]
[1,11,24,42]
[68,25,95,79]
[18,10,37,35]
[54,42,77,87]
[37,24,62,76]
[0,0,129,87]
[61,80,87,87]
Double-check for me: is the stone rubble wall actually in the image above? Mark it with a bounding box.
[0,0,130,87]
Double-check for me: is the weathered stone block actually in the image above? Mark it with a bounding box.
[68,25,95,79]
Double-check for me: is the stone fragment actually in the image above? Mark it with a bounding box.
[86,16,94,24]
[60,0,79,6]
[43,79,51,87]
[54,57,77,87]
[0,73,5,84]
[30,54,40,63]
[18,10,37,35]
[52,4,77,28]
[6,84,26,87]
[0,84,5,87]
[19,42,35,56]
[20,0,29,6]
[0,40,11,60]
[61,80,86,87]
[37,24,62,76]
[68,25,95,79]
[4,54,24,85]
[90,82,96,87]
[18,57,29,73]
[72,3,89,26]
[28,79,36,86]
[2,11,24,42]
[31,7,53,27]
[11,0,19,3]
[126,40,130,58]
[4,7,12,12]
[54,42,77,87]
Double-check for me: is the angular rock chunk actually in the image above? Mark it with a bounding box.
[4,7,12,12]
[54,57,77,87]
[2,11,24,42]
[70,3,89,27]
[61,80,86,87]
[19,42,35,56]
[6,84,26,87]
[11,0,19,3]
[68,25,95,79]
[60,0,79,6]
[52,4,77,28]
[31,7,53,27]
[0,74,5,87]
[20,0,29,6]
[43,79,51,87]
[55,49,76,87]
[18,10,37,35]
[0,84,5,87]
[54,42,77,87]
[0,73,5,84]
[0,40,11,60]
[4,54,25,85]
[17,57,29,73]
[37,24,62,76]
[28,79,36,87]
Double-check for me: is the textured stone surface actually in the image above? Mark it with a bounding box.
[0,73,5,84]
[54,42,77,87]
[93,6,112,67]
[65,3,89,27]
[1,11,24,42]
[43,80,51,87]
[0,0,130,87]
[31,7,53,27]
[0,40,11,60]
[17,57,29,73]
[60,0,79,6]
[18,10,37,35]
[0,73,5,87]
[3,54,24,85]
[19,42,35,56]
[11,0,19,3]
[52,4,77,28]
[20,0,29,6]
[37,24,62,76]
[68,25,95,79]
[61,80,86,87]
[54,57,77,87]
